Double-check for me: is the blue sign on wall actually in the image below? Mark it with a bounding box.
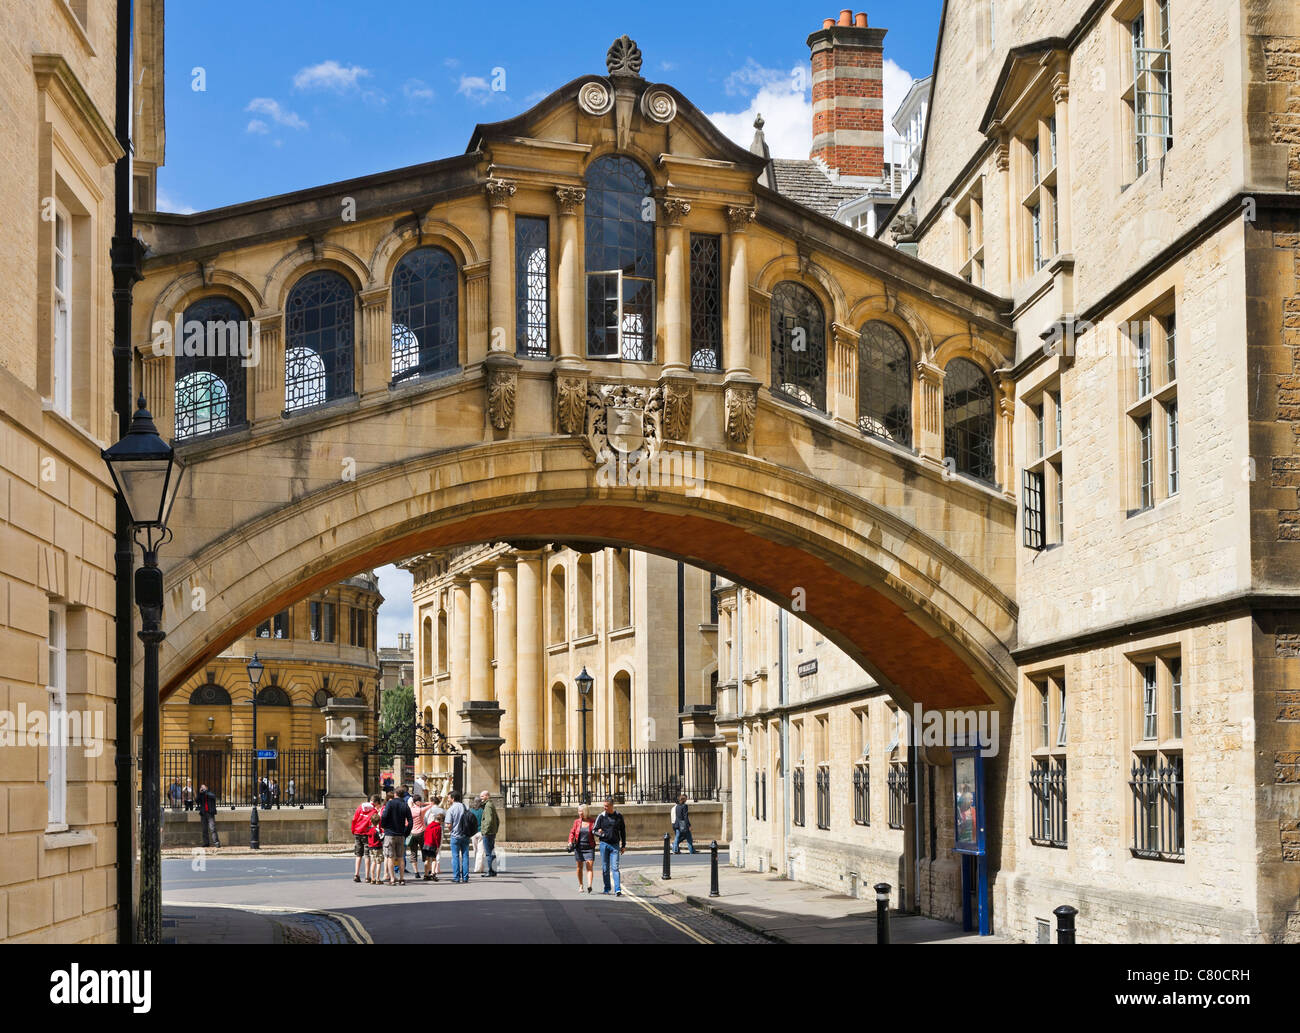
[256,749,278,760]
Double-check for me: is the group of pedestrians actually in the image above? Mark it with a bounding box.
[351,786,500,886]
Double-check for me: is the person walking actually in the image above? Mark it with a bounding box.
[568,804,596,893]
[380,788,413,885]
[258,776,270,810]
[196,783,220,848]
[445,790,476,884]
[422,794,447,881]
[269,776,280,810]
[287,777,296,807]
[670,793,696,854]
[469,795,486,874]
[351,794,380,883]
[593,796,627,896]
[182,781,194,811]
[407,795,430,877]
[168,780,182,810]
[478,791,500,877]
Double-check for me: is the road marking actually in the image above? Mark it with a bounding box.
[162,899,373,944]
[619,887,712,944]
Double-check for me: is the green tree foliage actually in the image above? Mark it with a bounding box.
[377,683,415,766]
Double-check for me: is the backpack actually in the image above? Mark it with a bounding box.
[351,805,373,836]
[460,808,479,837]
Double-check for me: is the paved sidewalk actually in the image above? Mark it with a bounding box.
[161,840,708,859]
[627,862,1012,944]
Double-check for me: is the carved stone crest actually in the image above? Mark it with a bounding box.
[725,381,758,447]
[486,367,516,431]
[606,35,643,78]
[555,374,589,434]
[583,382,663,466]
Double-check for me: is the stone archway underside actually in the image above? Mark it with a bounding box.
[158,441,1018,713]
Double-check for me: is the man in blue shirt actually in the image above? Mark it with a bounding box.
[445,790,472,884]
[593,797,627,896]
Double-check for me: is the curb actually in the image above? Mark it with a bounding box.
[680,892,789,943]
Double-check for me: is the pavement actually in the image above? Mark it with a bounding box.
[628,859,1013,944]
[161,840,699,859]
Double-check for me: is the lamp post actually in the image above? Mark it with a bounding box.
[575,666,594,805]
[101,395,185,946]
[246,653,265,848]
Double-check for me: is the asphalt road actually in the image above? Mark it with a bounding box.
[162,850,767,944]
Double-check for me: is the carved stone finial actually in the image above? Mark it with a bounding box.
[606,35,643,77]
[485,178,516,208]
[754,113,765,131]
[555,186,586,215]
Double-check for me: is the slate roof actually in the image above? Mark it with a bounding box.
[770,159,871,220]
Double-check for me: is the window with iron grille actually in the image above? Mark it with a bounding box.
[688,233,722,371]
[515,216,549,358]
[392,247,458,381]
[285,271,354,413]
[585,155,655,361]
[887,764,907,829]
[761,770,767,821]
[944,358,995,483]
[1030,758,1067,846]
[770,281,827,410]
[858,321,912,446]
[792,767,805,827]
[1023,468,1045,550]
[175,296,248,439]
[815,767,830,829]
[1130,754,1183,860]
[853,764,870,825]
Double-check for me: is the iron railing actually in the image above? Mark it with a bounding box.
[792,768,805,827]
[1029,759,1068,847]
[853,764,870,825]
[815,767,830,829]
[161,748,326,809]
[499,748,718,807]
[1130,756,1183,860]
[887,764,908,829]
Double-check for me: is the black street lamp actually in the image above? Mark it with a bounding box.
[575,666,594,805]
[101,395,185,946]
[246,653,265,848]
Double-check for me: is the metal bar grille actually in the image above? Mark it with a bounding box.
[815,768,830,830]
[1129,756,1184,860]
[498,749,717,807]
[792,768,805,827]
[1023,468,1045,549]
[887,764,907,829]
[161,748,326,809]
[1028,759,1067,846]
[853,765,870,825]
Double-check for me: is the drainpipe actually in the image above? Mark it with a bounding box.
[778,608,791,879]
[909,713,922,913]
[111,0,143,946]
[736,589,746,868]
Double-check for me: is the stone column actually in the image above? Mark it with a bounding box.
[1051,73,1072,254]
[452,578,471,714]
[140,352,172,438]
[662,198,691,373]
[830,322,860,429]
[469,573,492,702]
[321,698,370,843]
[458,700,505,800]
[358,285,390,399]
[554,186,586,366]
[998,375,1016,496]
[514,550,544,752]
[494,561,518,752]
[251,313,283,428]
[486,177,516,357]
[915,360,945,468]
[464,260,491,367]
[724,206,755,376]
[679,704,719,800]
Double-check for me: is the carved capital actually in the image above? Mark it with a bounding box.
[726,206,756,233]
[659,373,694,441]
[662,197,691,226]
[555,371,590,434]
[485,178,517,208]
[724,380,759,447]
[915,360,944,386]
[555,186,586,215]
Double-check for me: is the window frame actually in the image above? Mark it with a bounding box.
[1124,299,1178,515]
[1128,648,1185,861]
[1027,668,1067,847]
[515,215,551,359]
[47,603,68,831]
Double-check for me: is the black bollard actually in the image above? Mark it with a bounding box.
[709,840,720,897]
[249,806,260,850]
[1054,904,1078,944]
[662,833,672,880]
[874,882,891,944]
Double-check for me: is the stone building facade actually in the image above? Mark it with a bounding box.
[0,0,162,944]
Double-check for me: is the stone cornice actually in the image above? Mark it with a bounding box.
[32,53,124,167]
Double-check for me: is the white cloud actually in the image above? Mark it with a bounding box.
[293,60,371,93]
[245,97,308,130]
[456,75,492,103]
[375,564,413,649]
[706,57,920,163]
[154,188,196,214]
[403,78,435,102]
[245,118,269,135]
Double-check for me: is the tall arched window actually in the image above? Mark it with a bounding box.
[858,321,912,446]
[392,246,458,381]
[584,155,655,361]
[770,281,827,410]
[576,554,594,637]
[437,608,448,673]
[610,550,631,629]
[285,270,354,412]
[421,616,433,679]
[549,567,567,643]
[612,671,632,752]
[175,296,248,439]
[550,682,568,751]
[943,357,996,482]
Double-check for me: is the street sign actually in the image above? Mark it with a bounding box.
[256,749,278,760]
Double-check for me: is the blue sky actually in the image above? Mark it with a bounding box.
[158,2,943,646]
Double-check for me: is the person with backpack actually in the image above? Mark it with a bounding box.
[407,795,431,878]
[593,796,627,896]
[469,796,486,874]
[445,790,476,884]
[351,794,380,882]
[670,793,696,854]
[478,791,501,877]
[422,794,447,881]
[365,803,385,883]
[380,789,413,885]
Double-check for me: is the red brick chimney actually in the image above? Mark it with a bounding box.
[808,11,887,181]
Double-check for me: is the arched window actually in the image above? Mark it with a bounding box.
[943,357,996,482]
[285,270,354,412]
[392,246,458,381]
[437,608,448,673]
[550,682,568,751]
[256,685,292,707]
[189,682,232,706]
[175,296,248,439]
[437,703,448,738]
[584,155,655,361]
[576,555,594,637]
[610,549,631,629]
[612,671,632,752]
[858,321,912,446]
[421,616,433,679]
[770,281,827,410]
[549,566,566,643]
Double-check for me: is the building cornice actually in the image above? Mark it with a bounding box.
[32,53,124,167]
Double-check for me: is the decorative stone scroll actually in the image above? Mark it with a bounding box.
[659,375,694,441]
[485,178,516,208]
[724,381,758,447]
[577,79,614,117]
[555,372,589,434]
[640,87,677,125]
[485,360,517,431]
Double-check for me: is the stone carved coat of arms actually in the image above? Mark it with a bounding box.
[582,382,663,467]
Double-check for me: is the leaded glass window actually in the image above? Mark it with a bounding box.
[392,247,458,382]
[857,321,912,445]
[943,358,995,482]
[689,233,722,372]
[584,155,655,361]
[175,296,248,439]
[515,216,549,358]
[285,271,354,412]
[770,281,826,411]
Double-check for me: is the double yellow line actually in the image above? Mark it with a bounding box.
[619,887,712,944]
[163,899,373,944]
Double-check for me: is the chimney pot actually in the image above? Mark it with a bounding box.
[838,9,852,25]
[823,17,835,29]
[855,12,868,27]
